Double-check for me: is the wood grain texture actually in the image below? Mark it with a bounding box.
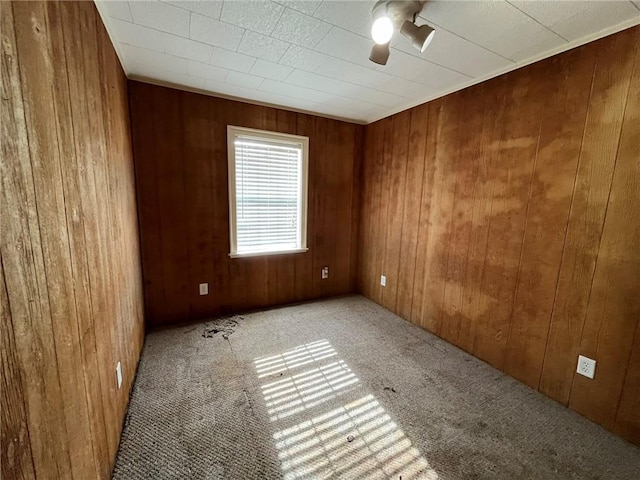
[357,26,640,445]
[129,82,363,327]
[1,1,144,478]
[540,30,638,407]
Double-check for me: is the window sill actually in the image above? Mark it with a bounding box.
[229,248,309,259]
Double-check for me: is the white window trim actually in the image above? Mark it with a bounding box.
[227,125,309,258]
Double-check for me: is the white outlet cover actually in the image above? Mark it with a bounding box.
[199,283,209,295]
[321,266,329,279]
[380,275,386,287]
[116,361,123,389]
[577,355,596,379]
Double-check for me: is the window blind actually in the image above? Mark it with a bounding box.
[234,136,302,254]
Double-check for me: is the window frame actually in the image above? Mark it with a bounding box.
[227,125,309,258]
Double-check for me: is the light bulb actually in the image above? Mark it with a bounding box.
[371,16,393,45]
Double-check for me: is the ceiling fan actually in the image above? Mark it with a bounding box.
[369,0,436,65]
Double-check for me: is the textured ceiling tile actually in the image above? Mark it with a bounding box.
[109,18,165,52]
[285,70,404,107]
[129,1,190,36]
[261,90,315,112]
[238,31,290,62]
[276,0,323,16]
[250,59,294,81]
[258,91,319,111]
[272,8,332,48]
[279,44,333,72]
[204,79,240,97]
[312,0,373,38]
[226,71,265,89]
[163,1,223,19]
[284,69,352,96]
[318,95,380,115]
[509,1,640,41]
[392,25,513,78]
[420,0,565,61]
[376,47,427,81]
[103,0,640,123]
[128,62,206,89]
[260,79,334,103]
[190,13,245,49]
[231,86,269,103]
[121,44,188,73]
[164,33,213,63]
[187,59,228,80]
[379,76,436,98]
[318,58,393,90]
[315,27,378,69]
[310,101,370,122]
[220,0,284,35]
[209,47,256,73]
[411,65,470,90]
[98,0,132,21]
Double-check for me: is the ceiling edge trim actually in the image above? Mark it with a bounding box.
[128,75,368,125]
[94,1,638,127]
[366,16,640,124]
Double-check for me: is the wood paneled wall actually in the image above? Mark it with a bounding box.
[129,82,362,327]
[1,1,145,478]
[358,26,640,445]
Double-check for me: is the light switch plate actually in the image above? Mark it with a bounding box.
[321,266,329,279]
[199,283,209,295]
[577,355,596,379]
[380,275,386,287]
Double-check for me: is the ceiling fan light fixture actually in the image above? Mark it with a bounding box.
[400,20,436,53]
[369,42,390,65]
[371,15,394,44]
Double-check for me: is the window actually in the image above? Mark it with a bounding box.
[227,126,309,258]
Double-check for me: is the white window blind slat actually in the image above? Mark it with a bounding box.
[228,126,309,257]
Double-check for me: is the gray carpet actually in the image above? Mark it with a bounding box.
[112,295,640,480]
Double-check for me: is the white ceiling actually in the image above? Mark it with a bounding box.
[95,0,640,124]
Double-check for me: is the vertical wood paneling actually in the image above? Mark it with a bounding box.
[396,104,428,321]
[615,324,640,443]
[611,49,640,442]
[540,29,637,404]
[410,100,441,328]
[504,47,596,389]
[1,1,145,478]
[350,126,363,292]
[1,262,35,480]
[381,111,410,311]
[568,45,640,428]
[456,82,501,354]
[130,82,363,327]
[439,86,484,346]
[357,26,640,445]
[475,67,546,370]
[372,117,394,306]
[419,97,454,335]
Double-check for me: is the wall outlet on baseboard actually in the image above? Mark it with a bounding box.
[321,266,329,279]
[199,283,209,295]
[380,275,386,287]
[577,355,596,379]
[116,361,123,389]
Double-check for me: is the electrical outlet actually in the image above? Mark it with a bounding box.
[380,275,386,287]
[116,361,123,389]
[577,355,596,379]
[321,266,329,279]
[199,283,209,295]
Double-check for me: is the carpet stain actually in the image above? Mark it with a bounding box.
[202,316,242,339]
